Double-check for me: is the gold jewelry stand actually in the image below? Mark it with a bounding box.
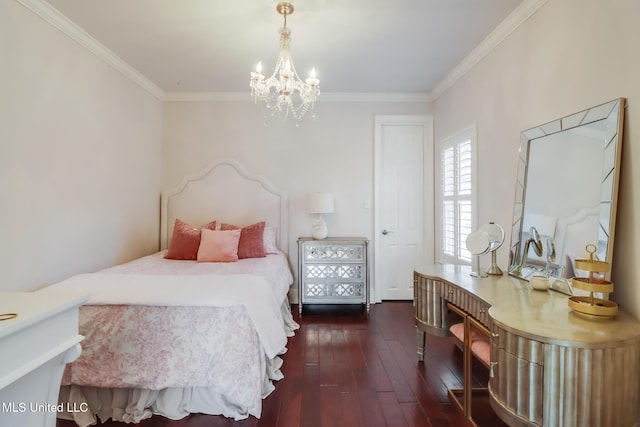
[568,244,618,319]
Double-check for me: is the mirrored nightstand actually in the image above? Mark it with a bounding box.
[297,237,369,315]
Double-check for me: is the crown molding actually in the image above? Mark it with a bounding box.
[163,91,432,103]
[15,0,164,100]
[430,0,549,100]
[319,92,432,103]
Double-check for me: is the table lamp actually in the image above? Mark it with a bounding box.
[306,192,334,239]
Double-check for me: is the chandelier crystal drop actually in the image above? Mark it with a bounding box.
[250,2,320,122]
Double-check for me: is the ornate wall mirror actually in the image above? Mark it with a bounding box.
[508,98,625,282]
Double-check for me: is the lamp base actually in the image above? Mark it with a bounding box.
[485,264,503,276]
[311,216,328,240]
[486,250,503,276]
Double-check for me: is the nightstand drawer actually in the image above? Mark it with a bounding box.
[303,263,364,280]
[303,243,365,262]
[302,281,366,302]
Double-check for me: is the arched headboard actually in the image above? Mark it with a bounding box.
[160,159,289,256]
[554,205,600,276]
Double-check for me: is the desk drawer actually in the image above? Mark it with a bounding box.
[443,283,490,327]
[414,273,450,334]
[489,324,544,425]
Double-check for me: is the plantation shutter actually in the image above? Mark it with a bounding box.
[440,128,475,264]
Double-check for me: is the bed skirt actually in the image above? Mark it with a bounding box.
[57,354,283,426]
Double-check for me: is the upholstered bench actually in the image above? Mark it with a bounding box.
[446,303,491,424]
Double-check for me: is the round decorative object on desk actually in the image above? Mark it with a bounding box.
[466,230,490,278]
[530,275,550,291]
[466,230,490,254]
[480,222,505,275]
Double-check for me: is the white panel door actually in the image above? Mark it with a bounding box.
[375,116,434,301]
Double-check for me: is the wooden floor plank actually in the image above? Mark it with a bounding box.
[300,364,321,427]
[400,402,434,427]
[355,330,394,392]
[318,324,336,387]
[330,329,357,393]
[386,338,451,415]
[354,386,389,427]
[378,391,410,427]
[318,385,342,427]
[337,391,366,427]
[273,376,302,427]
[376,341,417,404]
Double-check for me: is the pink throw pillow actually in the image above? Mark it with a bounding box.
[220,221,266,259]
[197,228,241,262]
[165,219,217,260]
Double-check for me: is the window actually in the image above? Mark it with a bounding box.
[438,126,476,264]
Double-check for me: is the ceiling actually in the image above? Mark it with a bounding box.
[44,0,525,95]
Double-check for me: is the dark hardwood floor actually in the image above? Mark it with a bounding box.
[57,302,508,427]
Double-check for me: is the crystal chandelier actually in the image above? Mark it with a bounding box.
[250,2,320,122]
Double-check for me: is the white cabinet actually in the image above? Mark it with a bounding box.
[297,237,369,314]
[0,292,87,427]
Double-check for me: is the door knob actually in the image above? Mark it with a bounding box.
[382,229,393,235]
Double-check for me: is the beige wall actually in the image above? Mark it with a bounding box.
[162,100,431,264]
[0,1,163,291]
[7,0,639,320]
[434,0,640,317]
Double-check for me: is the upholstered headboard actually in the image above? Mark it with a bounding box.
[160,159,289,256]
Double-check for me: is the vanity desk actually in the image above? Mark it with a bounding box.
[414,264,640,427]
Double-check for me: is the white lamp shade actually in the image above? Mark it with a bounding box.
[306,192,334,214]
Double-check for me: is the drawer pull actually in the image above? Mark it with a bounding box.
[490,361,498,378]
[491,332,499,338]
[479,309,486,314]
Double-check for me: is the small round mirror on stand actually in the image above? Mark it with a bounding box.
[466,230,490,278]
[480,222,505,276]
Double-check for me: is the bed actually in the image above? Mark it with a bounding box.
[40,159,298,426]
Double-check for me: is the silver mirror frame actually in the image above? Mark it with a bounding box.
[508,98,625,281]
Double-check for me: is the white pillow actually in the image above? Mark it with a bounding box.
[263,226,278,253]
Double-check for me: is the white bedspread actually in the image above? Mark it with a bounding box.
[41,272,286,359]
[103,251,293,302]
